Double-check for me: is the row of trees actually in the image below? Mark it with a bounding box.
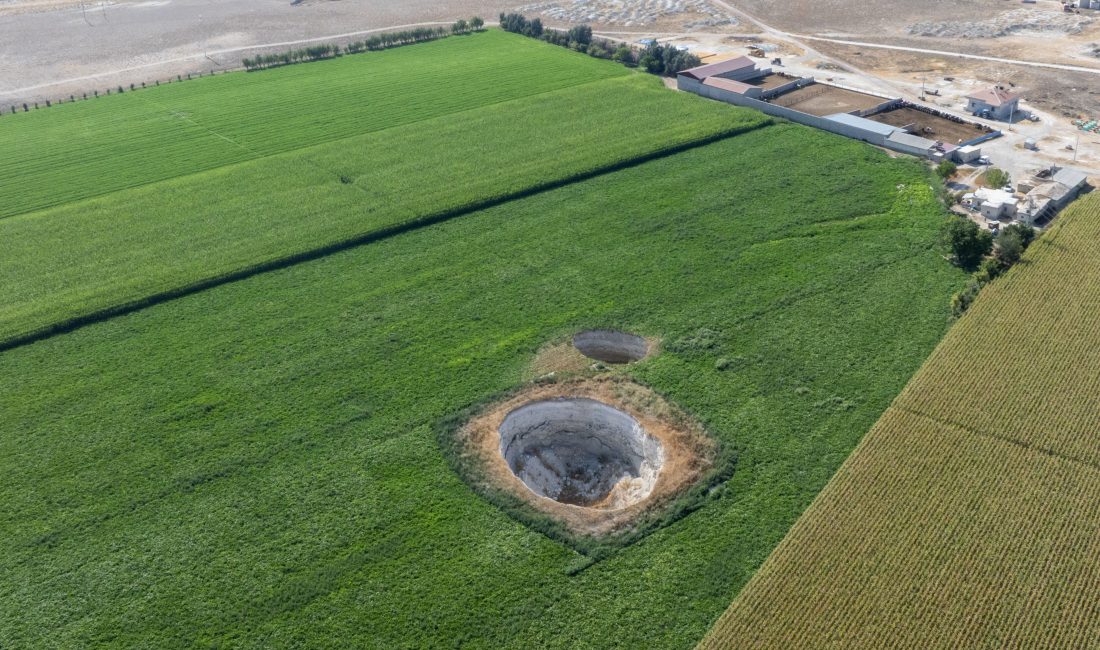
[498,13,701,76]
[944,218,1036,316]
[245,18,485,71]
[242,44,341,71]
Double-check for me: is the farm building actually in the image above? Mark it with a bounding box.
[1018,167,1090,224]
[971,188,1018,221]
[885,131,938,158]
[702,76,764,99]
[677,56,771,83]
[821,113,897,146]
[965,87,1021,121]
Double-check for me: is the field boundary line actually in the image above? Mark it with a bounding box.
[0,122,770,354]
[893,405,1100,475]
[0,74,631,223]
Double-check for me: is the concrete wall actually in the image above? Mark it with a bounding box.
[886,138,934,158]
[858,98,904,118]
[678,75,892,147]
[759,77,813,101]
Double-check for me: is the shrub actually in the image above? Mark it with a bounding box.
[936,160,957,179]
[985,167,1010,188]
[951,280,981,317]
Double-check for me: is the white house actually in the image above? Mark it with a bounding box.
[972,187,1018,221]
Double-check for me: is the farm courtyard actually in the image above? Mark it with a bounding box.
[0,29,973,648]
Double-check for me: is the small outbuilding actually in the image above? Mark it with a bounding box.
[677,56,769,83]
[823,113,897,146]
[965,87,1022,121]
[972,187,1018,220]
[885,131,938,158]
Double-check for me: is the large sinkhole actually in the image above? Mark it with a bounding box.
[499,398,664,508]
[573,329,649,364]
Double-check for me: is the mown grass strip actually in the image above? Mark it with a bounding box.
[0,75,767,349]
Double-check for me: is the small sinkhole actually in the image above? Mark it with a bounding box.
[498,398,664,508]
[572,330,649,364]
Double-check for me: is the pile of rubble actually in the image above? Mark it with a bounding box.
[517,0,737,27]
[908,9,1092,38]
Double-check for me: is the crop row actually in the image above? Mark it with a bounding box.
[0,75,768,347]
[0,30,624,219]
[0,125,963,648]
[700,192,1100,648]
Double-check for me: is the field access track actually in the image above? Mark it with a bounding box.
[701,193,1100,649]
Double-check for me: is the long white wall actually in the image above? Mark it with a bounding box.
[677,76,891,147]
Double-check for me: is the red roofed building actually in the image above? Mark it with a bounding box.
[965,87,1022,121]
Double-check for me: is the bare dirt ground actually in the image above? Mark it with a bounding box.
[769,83,884,116]
[0,0,503,104]
[456,376,716,538]
[868,106,990,144]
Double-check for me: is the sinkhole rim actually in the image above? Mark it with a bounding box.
[498,397,664,509]
[572,329,650,364]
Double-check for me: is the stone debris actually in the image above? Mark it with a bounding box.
[908,9,1092,38]
[516,0,736,27]
[499,398,663,508]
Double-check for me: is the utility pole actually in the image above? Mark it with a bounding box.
[1074,133,1080,163]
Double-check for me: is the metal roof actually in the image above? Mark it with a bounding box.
[1053,167,1088,189]
[886,131,938,150]
[678,56,757,81]
[824,113,897,137]
[702,76,755,94]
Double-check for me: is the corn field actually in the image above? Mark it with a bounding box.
[700,192,1100,649]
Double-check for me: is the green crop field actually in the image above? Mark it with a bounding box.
[700,193,1100,649]
[0,30,623,219]
[0,74,763,348]
[1,29,969,649]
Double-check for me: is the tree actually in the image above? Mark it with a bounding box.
[613,44,635,65]
[994,229,1024,265]
[568,24,592,45]
[452,19,468,34]
[1002,222,1036,249]
[470,16,484,30]
[942,217,992,269]
[638,44,664,74]
[527,18,543,37]
[936,160,957,179]
[985,167,1011,188]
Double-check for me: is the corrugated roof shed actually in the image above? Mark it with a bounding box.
[1053,167,1088,189]
[702,76,755,94]
[824,113,897,137]
[678,56,757,81]
[886,131,937,150]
